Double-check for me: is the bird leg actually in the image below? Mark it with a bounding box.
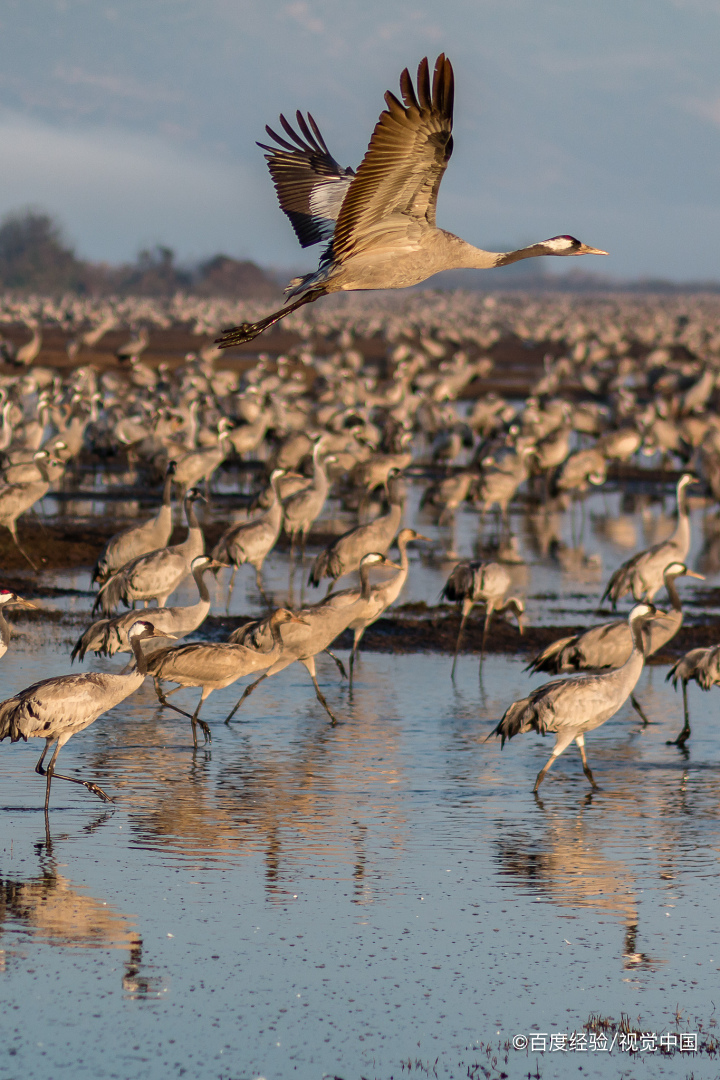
[189,695,212,747]
[225,673,268,724]
[451,599,473,680]
[480,607,492,674]
[226,566,237,615]
[214,288,324,348]
[533,733,575,793]
[667,680,692,746]
[630,693,651,726]
[7,524,37,572]
[575,734,599,790]
[40,741,112,811]
[154,686,194,721]
[254,566,272,608]
[324,649,348,679]
[310,673,340,726]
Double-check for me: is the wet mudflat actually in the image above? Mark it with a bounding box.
[2,636,720,1080]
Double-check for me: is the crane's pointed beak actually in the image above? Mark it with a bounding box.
[685,570,705,579]
[16,597,38,609]
[577,244,609,255]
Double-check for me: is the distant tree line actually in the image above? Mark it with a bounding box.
[0,209,281,298]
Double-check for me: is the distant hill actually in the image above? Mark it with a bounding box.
[0,209,281,298]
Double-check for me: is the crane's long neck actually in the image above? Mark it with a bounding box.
[267,615,287,652]
[359,562,373,602]
[191,566,212,605]
[127,634,149,676]
[451,237,557,271]
[311,449,329,497]
[265,477,284,530]
[664,575,682,613]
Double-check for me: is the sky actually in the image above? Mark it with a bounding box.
[1,0,719,280]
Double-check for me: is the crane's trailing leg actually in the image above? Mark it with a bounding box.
[215,289,324,348]
[189,695,212,747]
[533,732,576,793]
[451,599,473,680]
[38,736,113,810]
[575,734,599,790]
[7,524,37,571]
[667,681,691,746]
[325,649,348,679]
[225,673,268,724]
[630,693,651,726]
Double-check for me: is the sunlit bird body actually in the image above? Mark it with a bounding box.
[492,604,654,792]
[602,475,695,607]
[216,55,606,348]
[442,559,524,677]
[666,645,720,747]
[0,621,166,810]
[146,608,306,745]
[73,556,219,663]
[94,491,204,614]
[92,461,176,586]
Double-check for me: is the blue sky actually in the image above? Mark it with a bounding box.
[1,0,719,279]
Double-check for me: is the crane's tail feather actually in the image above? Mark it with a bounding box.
[524,636,577,674]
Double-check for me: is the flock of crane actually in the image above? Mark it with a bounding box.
[0,285,719,808]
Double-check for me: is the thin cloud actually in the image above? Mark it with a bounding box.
[54,65,183,105]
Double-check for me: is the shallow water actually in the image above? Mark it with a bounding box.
[26,481,720,634]
[2,634,720,1079]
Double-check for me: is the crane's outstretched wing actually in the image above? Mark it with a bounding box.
[258,111,355,248]
[331,54,454,261]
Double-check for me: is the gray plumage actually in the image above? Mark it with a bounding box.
[443,559,524,677]
[93,491,205,615]
[325,529,428,682]
[666,644,720,747]
[308,471,405,589]
[172,421,231,496]
[226,558,397,725]
[211,468,285,604]
[92,461,176,585]
[602,475,695,607]
[0,621,165,810]
[528,563,702,674]
[492,603,654,793]
[283,442,333,560]
[0,451,60,570]
[146,608,305,745]
[215,57,606,347]
[73,555,218,663]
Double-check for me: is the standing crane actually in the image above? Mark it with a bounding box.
[308,470,405,591]
[491,603,655,793]
[527,562,703,723]
[326,528,429,684]
[215,55,605,348]
[602,474,696,606]
[442,560,525,677]
[72,556,220,663]
[94,490,204,614]
[92,460,177,586]
[0,621,168,810]
[211,468,285,607]
[666,645,720,747]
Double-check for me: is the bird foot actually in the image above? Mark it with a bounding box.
[666,732,690,747]
[84,782,114,804]
[195,719,212,744]
[215,322,259,348]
